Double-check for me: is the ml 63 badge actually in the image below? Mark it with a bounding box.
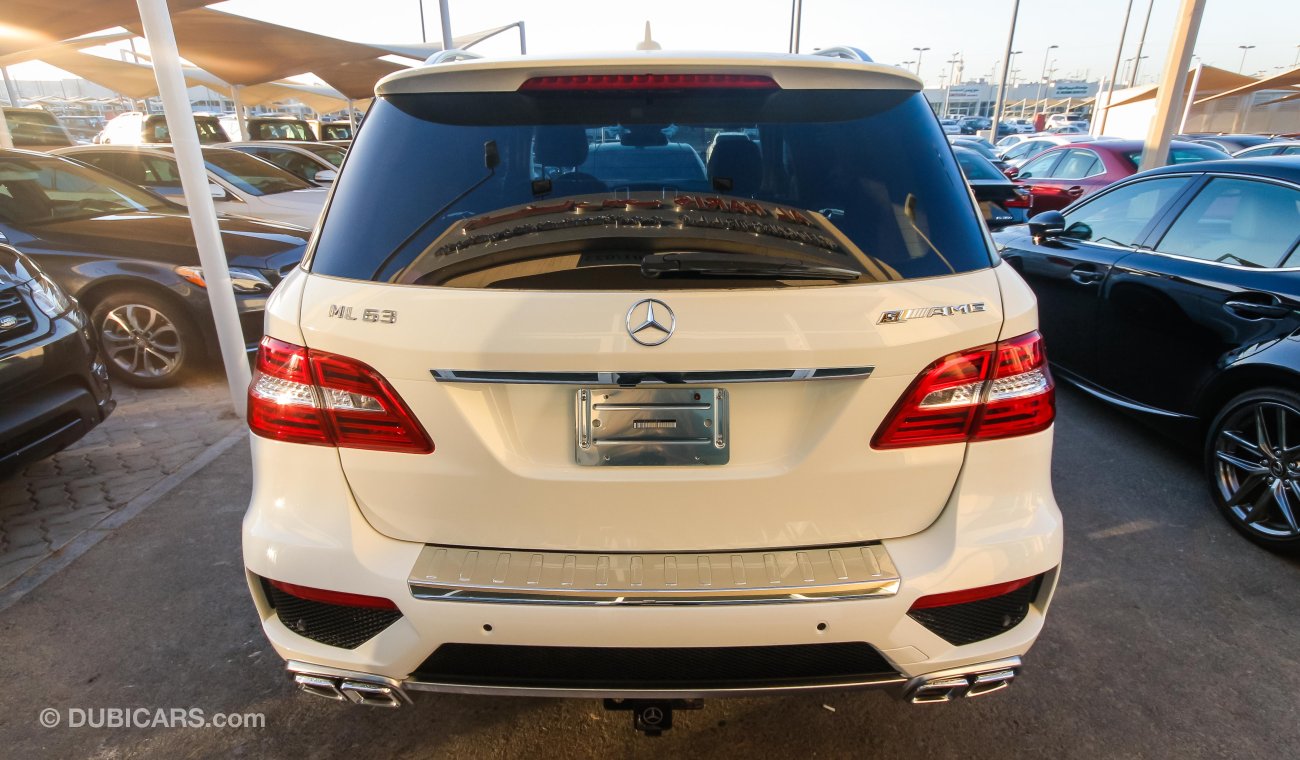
[328,305,397,324]
[878,302,986,324]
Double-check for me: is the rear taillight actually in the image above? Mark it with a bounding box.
[872,331,1054,449]
[1004,186,1032,208]
[248,337,433,454]
[518,73,780,92]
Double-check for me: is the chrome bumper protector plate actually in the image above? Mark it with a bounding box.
[408,542,900,604]
[431,367,873,385]
[402,674,908,699]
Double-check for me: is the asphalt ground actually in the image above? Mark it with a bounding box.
[1,385,1297,758]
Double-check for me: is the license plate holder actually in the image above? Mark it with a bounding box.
[576,387,729,466]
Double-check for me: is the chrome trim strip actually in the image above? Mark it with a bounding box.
[402,675,909,699]
[408,542,900,605]
[431,367,873,385]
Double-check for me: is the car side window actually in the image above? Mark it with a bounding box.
[1156,178,1300,268]
[1050,150,1102,180]
[138,157,183,188]
[1061,177,1191,245]
[1284,147,1300,156]
[1016,151,1060,179]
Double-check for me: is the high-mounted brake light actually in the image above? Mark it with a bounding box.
[248,337,433,454]
[518,73,780,92]
[872,331,1054,449]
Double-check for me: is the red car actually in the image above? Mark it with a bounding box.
[1014,139,1229,212]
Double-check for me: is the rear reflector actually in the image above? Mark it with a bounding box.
[248,337,433,454]
[519,73,780,92]
[909,576,1038,610]
[265,578,398,610]
[872,331,1054,448]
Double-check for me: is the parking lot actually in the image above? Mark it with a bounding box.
[1,380,1296,758]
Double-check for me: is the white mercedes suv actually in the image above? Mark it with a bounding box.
[242,47,1062,728]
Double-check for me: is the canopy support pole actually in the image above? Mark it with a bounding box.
[134,0,251,417]
[437,0,453,51]
[346,98,355,132]
[518,21,527,55]
[1138,0,1205,171]
[990,0,1022,143]
[1,67,19,107]
[1096,0,1134,136]
[1179,62,1204,133]
[0,108,12,149]
[232,84,247,140]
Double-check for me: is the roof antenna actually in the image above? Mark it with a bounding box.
[636,21,661,51]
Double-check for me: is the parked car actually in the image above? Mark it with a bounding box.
[995,157,1300,551]
[245,50,1062,716]
[292,141,346,168]
[57,114,106,144]
[97,112,228,145]
[55,145,329,229]
[1012,139,1228,212]
[0,149,309,386]
[999,134,1104,167]
[951,137,1018,177]
[939,118,963,135]
[960,115,991,135]
[315,120,353,141]
[1045,113,1089,132]
[1187,134,1278,154]
[1233,141,1300,159]
[953,146,1031,228]
[224,142,340,185]
[1007,118,1036,134]
[220,115,316,142]
[1047,125,1088,135]
[0,242,113,472]
[2,107,74,151]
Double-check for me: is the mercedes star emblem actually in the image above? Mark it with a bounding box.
[626,299,676,346]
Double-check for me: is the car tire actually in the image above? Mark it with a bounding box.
[1205,388,1300,553]
[90,289,200,388]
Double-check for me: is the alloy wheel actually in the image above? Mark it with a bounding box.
[1212,400,1300,539]
[100,304,184,380]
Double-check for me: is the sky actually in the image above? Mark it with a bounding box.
[9,0,1300,88]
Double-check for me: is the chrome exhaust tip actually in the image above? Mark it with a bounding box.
[288,662,410,708]
[904,657,1021,704]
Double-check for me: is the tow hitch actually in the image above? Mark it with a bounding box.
[603,698,704,736]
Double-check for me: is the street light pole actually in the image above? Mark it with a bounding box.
[418,0,426,44]
[1035,44,1058,116]
[991,0,1022,142]
[942,54,961,115]
[1129,0,1155,87]
[1238,45,1256,73]
[1138,0,1206,171]
[1097,0,1134,135]
[913,47,931,78]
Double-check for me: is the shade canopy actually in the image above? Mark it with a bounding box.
[1195,65,1300,105]
[0,0,211,58]
[311,58,409,99]
[1107,66,1258,109]
[0,31,136,67]
[124,8,391,86]
[366,23,523,61]
[32,50,220,100]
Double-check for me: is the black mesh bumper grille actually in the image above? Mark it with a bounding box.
[908,577,1042,646]
[262,579,401,650]
[413,642,897,690]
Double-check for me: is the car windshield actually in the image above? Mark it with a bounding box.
[4,110,72,148]
[1124,144,1229,167]
[145,116,228,144]
[252,122,311,140]
[295,143,346,167]
[312,88,993,288]
[0,154,167,225]
[200,149,313,196]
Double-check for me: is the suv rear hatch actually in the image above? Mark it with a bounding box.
[273,55,1009,551]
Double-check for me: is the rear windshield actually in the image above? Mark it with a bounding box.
[4,110,72,148]
[145,115,228,144]
[251,121,313,140]
[310,87,992,289]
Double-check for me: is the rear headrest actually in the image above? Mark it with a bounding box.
[707,139,762,195]
[534,127,590,168]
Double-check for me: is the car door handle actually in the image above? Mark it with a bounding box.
[1065,186,1085,197]
[1070,265,1105,285]
[1224,298,1292,319]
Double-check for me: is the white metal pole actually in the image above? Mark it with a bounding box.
[1097,0,1134,136]
[346,98,356,132]
[991,0,1022,142]
[0,108,12,149]
[518,21,527,55]
[232,84,247,140]
[1,67,19,107]
[1129,0,1155,87]
[1138,0,1206,171]
[437,0,453,51]
[789,0,803,54]
[134,0,251,416]
[1179,62,1204,133]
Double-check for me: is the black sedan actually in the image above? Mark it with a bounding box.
[994,156,1300,552]
[954,147,1031,230]
[1,243,113,473]
[0,149,309,387]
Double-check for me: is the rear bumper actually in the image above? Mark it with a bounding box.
[0,311,114,472]
[243,427,1062,697]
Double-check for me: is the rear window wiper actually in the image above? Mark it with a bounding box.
[640,252,861,281]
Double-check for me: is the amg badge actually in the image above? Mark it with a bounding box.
[328,305,397,324]
[878,302,987,324]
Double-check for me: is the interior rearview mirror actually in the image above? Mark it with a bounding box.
[1028,210,1066,242]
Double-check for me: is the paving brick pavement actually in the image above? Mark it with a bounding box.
[0,368,241,589]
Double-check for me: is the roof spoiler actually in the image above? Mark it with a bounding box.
[811,46,873,63]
